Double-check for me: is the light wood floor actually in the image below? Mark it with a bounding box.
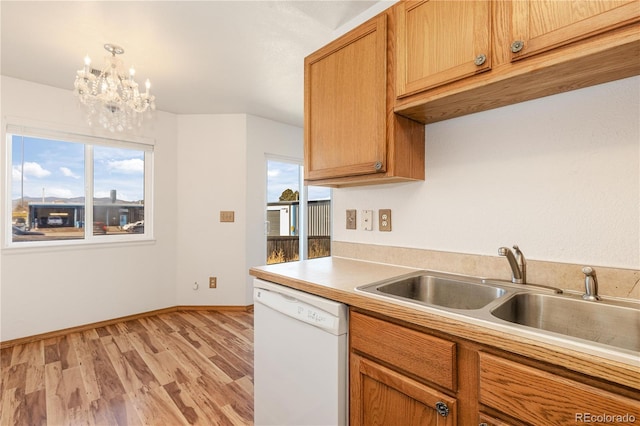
[0,310,254,425]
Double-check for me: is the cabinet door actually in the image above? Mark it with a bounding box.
[396,0,491,97]
[511,0,640,60]
[351,353,457,426]
[304,15,387,181]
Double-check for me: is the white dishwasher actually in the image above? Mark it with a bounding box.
[253,278,348,426]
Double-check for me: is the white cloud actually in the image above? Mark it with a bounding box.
[267,169,280,177]
[12,166,25,181]
[17,162,51,178]
[107,158,144,174]
[60,167,80,179]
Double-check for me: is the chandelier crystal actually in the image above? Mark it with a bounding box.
[74,44,155,132]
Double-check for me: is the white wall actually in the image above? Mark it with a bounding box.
[333,76,640,270]
[176,114,248,306]
[175,114,303,306]
[0,76,179,341]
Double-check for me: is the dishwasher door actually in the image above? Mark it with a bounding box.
[253,279,348,426]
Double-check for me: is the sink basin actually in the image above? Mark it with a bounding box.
[491,293,640,352]
[358,275,507,310]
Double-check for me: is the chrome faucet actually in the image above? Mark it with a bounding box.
[498,245,526,284]
[581,266,601,301]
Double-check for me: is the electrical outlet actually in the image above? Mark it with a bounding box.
[379,209,392,231]
[209,277,217,288]
[346,209,357,230]
[362,210,373,231]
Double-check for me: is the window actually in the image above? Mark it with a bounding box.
[266,159,331,264]
[7,127,153,246]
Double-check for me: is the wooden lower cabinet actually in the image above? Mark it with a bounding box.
[350,310,460,425]
[350,309,640,426]
[478,412,517,426]
[478,352,640,425]
[351,353,456,426]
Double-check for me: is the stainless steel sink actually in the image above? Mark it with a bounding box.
[491,293,640,352]
[358,274,507,310]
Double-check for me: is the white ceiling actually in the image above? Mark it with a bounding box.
[1,1,383,127]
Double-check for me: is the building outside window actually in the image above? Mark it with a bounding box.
[6,127,153,246]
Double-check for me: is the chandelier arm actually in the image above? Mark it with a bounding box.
[73,43,155,132]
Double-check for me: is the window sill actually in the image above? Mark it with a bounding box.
[2,236,157,254]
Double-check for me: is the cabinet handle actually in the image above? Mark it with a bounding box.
[511,40,524,53]
[435,401,449,417]
[474,54,487,66]
[374,161,383,171]
[479,423,489,426]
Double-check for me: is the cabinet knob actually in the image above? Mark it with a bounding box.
[474,54,487,66]
[435,401,449,417]
[374,161,383,171]
[511,40,525,53]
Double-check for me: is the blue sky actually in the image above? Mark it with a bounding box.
[267,160,330,203]
[11,136,144,202]
[12,137,329,204]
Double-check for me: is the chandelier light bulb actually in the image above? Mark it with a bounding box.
[73,44,155,132]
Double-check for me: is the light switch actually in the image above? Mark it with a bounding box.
[346,210,357,230]
[362,210,373,231]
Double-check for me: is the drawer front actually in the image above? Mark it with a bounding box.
[478,412,518,426]
[479,352,640,424]
[350,311,456,391]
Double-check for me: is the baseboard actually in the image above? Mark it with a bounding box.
[175,305,254,313]
[0,304,254,350]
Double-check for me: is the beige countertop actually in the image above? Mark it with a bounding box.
[250,256,640,391]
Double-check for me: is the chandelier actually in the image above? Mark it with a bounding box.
[74,44,155,132]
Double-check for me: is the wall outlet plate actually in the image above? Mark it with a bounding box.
[346,209,357,230]
[362,210,373,231]
[379,209,392,231]
[209,277,217,288]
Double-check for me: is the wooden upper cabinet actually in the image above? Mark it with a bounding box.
[511,0,640,61]
[393,0,640,124]
[304,11,425,187]
[305,15,387,181]
[396,0,492,98]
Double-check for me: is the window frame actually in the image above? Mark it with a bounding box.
[4,122,154,249]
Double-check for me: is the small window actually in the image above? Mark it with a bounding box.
[7,128,153,246]
[265,159,331,264]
